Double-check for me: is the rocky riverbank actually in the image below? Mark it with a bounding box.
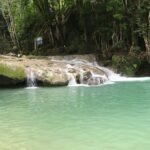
[0,55,109,87]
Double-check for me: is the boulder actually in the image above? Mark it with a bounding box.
[82,71,92,84]
[36,71,69,86]
[88,77,104,85]
[0,54,109,87]
[0,75,25,87]
[0,63,26,87]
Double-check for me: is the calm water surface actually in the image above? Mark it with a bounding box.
[0,81,150,150]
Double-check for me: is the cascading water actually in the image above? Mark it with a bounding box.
[65,59,150,87]
[94,63,150,82]
[24,55,150,88]
[66,61,109,86]
[26,69,37,89]
[68,74,78,86]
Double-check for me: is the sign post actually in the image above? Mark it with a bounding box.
[34,37,43,52]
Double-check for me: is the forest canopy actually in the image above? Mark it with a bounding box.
[0,0,150,61]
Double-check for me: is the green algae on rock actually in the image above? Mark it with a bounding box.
[0,63,26,87]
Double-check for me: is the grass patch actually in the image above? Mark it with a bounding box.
[0,63,25,80]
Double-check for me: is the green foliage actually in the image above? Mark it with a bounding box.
[112,41,125,51]
[0,0,149,60]
[112,55,141,76]
[0,37,11,53]
[67,37,86,54]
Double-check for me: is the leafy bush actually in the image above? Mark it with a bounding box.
[112,55,141,76]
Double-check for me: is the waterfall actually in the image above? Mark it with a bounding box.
[93,62,150,83]
[79,70,84,84]
[24,55,150,88]
[26,69,37,89]
[66,59,150,87]
[68,74,78,86]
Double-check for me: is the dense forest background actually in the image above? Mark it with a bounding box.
[0,0,150,75]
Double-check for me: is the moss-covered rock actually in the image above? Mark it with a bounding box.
[0,63,26,87]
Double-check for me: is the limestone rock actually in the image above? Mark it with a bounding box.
[0,54,109,87]
[0,63,26,87]
[36,71,69,86]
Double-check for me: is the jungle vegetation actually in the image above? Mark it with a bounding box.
[0,0,150,75]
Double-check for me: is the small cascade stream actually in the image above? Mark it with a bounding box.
[68,74,78,86]
[26,69,37,89]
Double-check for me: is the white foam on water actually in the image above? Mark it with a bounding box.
[110,76,150,82]
[26,87,38,90]
[104,69,150,82]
